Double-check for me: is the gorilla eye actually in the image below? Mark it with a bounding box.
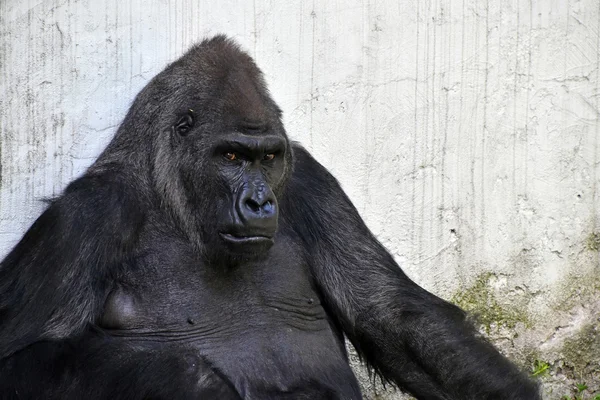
[223,152,237,161]
[263,153,275,161]
[175,111,195,136]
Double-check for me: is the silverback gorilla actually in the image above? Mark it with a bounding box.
[0,36,540,400]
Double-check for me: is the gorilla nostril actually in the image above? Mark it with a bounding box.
[263,201,274,214]
[243,197,275,216]
[245,198,261,213]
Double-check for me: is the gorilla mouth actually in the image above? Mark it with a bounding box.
[219,232,274,245]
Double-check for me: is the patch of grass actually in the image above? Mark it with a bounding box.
[531,359,550,377]
[561,382,600,400]
[576,383,589,392]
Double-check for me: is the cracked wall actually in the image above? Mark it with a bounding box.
[1,1,599,399]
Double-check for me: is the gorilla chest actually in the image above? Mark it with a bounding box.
[100,238,355,396]
[103,241,327,332]
[100,235,343,357]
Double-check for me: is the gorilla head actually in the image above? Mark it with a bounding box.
[98,36,293,263]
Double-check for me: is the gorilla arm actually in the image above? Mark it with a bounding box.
[0,173,143,359]
[283,145,540,400]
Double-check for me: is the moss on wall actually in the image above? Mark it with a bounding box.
[586,232,600,252]
[559,321,600,382]
[553,274,600,313]
[450,272,530,334]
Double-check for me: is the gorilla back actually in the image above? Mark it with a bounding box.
[0,36,541,400]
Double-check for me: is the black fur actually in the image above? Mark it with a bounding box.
[0,36,540,400]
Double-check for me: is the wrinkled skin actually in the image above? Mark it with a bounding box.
[0,36,541,400]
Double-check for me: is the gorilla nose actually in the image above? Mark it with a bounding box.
[237,186,278,232]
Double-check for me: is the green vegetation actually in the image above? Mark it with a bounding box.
[586,232,600,251]
[552,320,600,399]
[558,322,600,383]
[450,272,530,333]
[531,359,550,377]
[561,382,600,400]
[450,269,600,397]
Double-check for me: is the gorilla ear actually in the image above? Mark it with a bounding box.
[174,110,195,136]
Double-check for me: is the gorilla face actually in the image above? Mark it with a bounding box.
[209,122,288,247]
[171,109,289,258]
[148,40,292,263]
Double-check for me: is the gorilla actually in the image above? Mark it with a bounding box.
[0,36,540,400]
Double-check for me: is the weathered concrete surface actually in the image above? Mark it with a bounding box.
[0,1,599,399]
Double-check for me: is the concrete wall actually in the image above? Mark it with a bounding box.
[1,1,599,399]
